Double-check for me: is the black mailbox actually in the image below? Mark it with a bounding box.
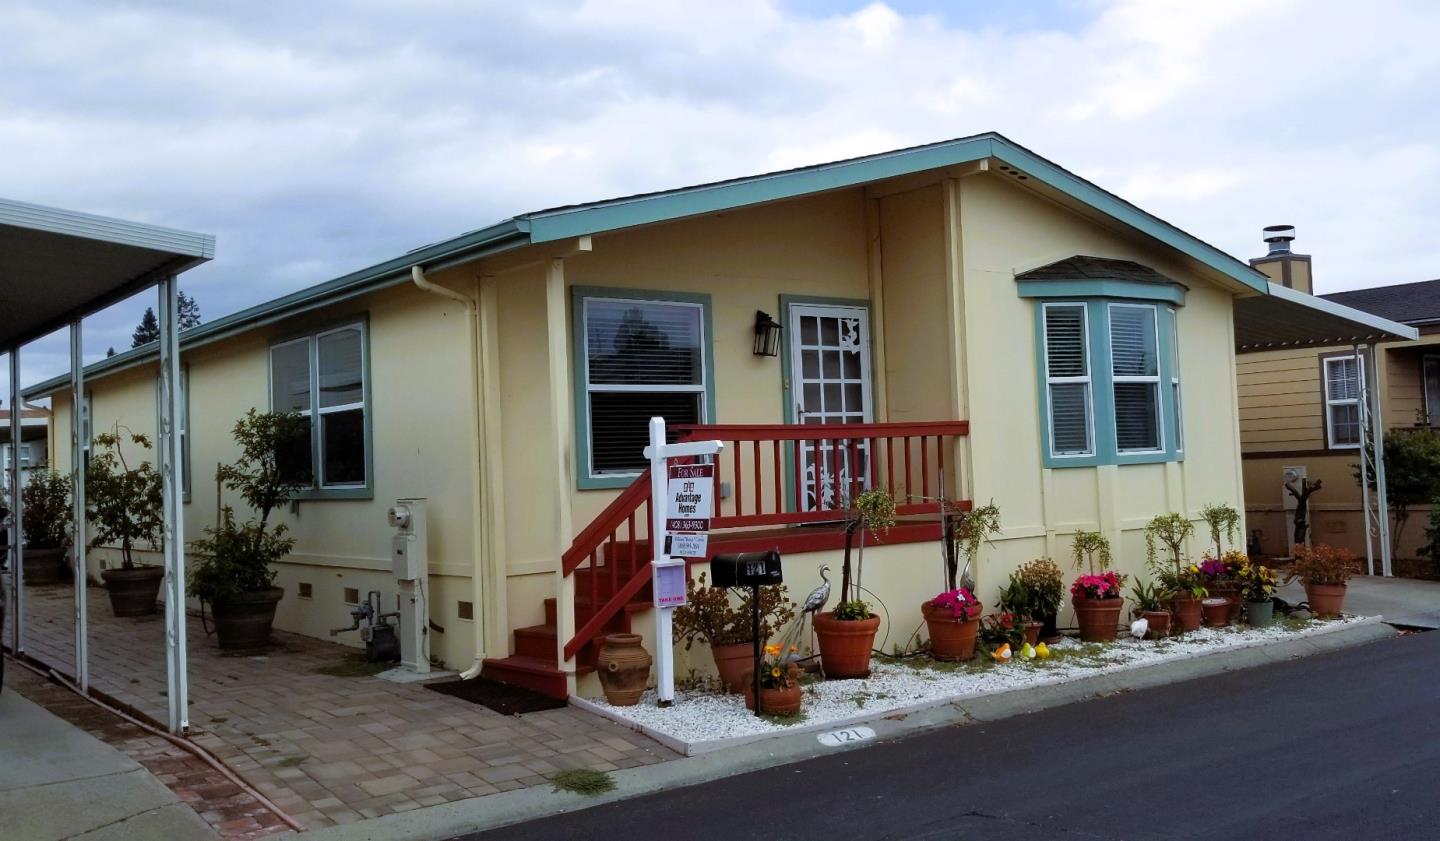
[710,550,783,588]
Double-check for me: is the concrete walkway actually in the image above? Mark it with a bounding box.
[1276,573,1440,628]
[0,686,217,840]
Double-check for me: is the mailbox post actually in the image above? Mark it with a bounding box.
[711,550,782,717]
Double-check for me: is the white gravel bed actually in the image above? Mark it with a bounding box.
[579,616,1373,752]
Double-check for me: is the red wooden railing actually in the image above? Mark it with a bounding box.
[560,420,969,660]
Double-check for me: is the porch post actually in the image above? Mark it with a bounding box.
[9,348,23,658]
[70,322,87,689]
[941,178,971,502]
[1355,345,1374,575]
[545,259,577,684]
[1366,345,1393,576]
[157,276,189,733]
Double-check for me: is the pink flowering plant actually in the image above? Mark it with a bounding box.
[930,586,981,621]
[1070,571,1125,600]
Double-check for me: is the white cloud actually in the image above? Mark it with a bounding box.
[3,0,1440,399]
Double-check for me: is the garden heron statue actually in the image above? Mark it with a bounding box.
[802,565,831,616]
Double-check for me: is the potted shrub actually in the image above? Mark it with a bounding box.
[1145,513,1205,633]
[21,470,72,584]
[814,488,895,679]
[1129,579,1171,639]
[923,502,997,661]
[998,578,1042,646]
[1069,530,1125,642]
[1237,562,1278,627]
[1200,550,1247,624]
[88,427,165,617]
[673,572,796,693]
[1287,543,1356,618]
[188,410,308,652]
[1014,558,1065,641]
[978,611,1026,656]
[743,643,802,717]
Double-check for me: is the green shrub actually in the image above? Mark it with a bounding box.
[22,470,71,550]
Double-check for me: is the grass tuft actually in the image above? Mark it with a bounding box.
[314,654,390,678]
[550,768,617,796]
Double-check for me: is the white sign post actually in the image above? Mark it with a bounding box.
[643,416,723,707]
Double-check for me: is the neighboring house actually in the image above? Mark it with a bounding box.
[1239,230,1440,566]
[25,134,1405,699]
[1,407,50,486]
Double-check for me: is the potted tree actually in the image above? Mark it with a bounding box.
[1069,530,1125,642]
[1145,513,1205,633]
[673,572,796,693]
[814,488,895,679]
[923,502,998,661]
[1286,543,1355,618]
[88,427,165,616]
[21,470,72,584]
[188,410,308,652]
[1014,557,1064,641]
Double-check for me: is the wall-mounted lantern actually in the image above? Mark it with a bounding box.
[752,310,782,357]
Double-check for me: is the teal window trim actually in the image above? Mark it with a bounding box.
[1017,278,1185,306]
[1034,299,1185,468]
[268,314,374,501]
[571,285,716,490]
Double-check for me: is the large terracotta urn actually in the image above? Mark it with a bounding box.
[596,633,652,706]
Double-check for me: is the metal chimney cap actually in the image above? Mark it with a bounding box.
[1262,224,1296,255]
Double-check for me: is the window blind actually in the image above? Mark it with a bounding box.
[1044,304,1092,455]
[1110,305,1161,452]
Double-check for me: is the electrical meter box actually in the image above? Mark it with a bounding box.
[388,499,427,581]
[710,549,782,588]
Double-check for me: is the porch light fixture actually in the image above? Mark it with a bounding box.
[752,310,782,357]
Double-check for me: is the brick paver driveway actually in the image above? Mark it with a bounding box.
[5,583,676,829]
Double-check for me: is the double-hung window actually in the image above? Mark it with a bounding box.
[1323,355,1363,449]
[1109,304,1163,453]
[269,321,370,495]
[1423,355,1440,427]
[1042,303,1093,456]
[575,289,712,486]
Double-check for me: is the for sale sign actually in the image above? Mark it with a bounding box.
[665,463,714,558]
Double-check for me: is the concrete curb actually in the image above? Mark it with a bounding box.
[304,618,1395,841]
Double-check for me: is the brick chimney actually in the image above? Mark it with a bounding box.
[1249,224,1313,294]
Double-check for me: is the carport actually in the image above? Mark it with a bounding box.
[1,196,214,733]
[1235,280,1420,577]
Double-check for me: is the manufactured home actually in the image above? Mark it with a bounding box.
[27,134,1412,698]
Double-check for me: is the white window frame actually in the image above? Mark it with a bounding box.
[1423,354,1440,427]
[1169,307,1183,453]
[1108,303,1165,455]
[581,295,707,480]
[1042,302,1095,458]
[1324,354,1364,450]
[267,321,369,491]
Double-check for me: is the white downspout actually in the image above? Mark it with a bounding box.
[411,265,488,678]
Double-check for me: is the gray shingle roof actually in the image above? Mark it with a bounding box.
[1014,255,1187,288]
[1320,278,1440,326]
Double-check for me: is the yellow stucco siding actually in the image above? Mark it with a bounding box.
[46,280,482,669]
[877,184,951,424]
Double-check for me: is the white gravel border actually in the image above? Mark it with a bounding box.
[573,616,1380,756]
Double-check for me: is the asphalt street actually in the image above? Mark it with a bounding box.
[466,628,1440,841]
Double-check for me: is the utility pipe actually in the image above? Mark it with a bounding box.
[411,265,488,678]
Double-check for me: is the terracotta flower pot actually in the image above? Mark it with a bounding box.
[1023,621,1043,646]
[744,665,803,716]
[1170,594,1203,633]
[813,611,880,679]
[101,566,164,617]
[1201,597,1230,627]
[1210,584,1243,624]
[922,600,982,662]
[1305,582,1347,618]
[22,546,68,585]
[211,587,284,653]
[711,642,757,694]
[1072,595,1123,642]
[1141,610,1171,639]
[596,633,652,706]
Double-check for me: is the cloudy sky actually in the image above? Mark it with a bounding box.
[3,0,1439,402]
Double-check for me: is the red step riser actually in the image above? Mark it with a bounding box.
[513,627,557,660]
[480,659,568,700]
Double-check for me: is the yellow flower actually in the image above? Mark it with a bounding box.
[764,644,781,657]
[770,666,781,678]
[790,645,798,653]
[1188,564,1199,573]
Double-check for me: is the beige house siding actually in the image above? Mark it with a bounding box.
[1237,349,1325,452]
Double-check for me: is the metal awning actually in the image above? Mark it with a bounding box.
[0,197,215,349]
[2,195,212,735]
[1235,281,1418,352]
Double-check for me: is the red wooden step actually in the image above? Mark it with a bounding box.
[479,655,568,700]
[513,623,557,660]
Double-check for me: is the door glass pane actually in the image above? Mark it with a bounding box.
[820,318,839,345]
[822,350,841,379]
[322,409,365,485]
[801,316,818,345]
[802,349,820,379]
[823,383,841,414]
[844,383,864,414]
[318,328,364,408]
[271,341,311,412]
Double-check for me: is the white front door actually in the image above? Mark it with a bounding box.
[788,303,873,511]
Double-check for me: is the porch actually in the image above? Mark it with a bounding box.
[482,420,969,698]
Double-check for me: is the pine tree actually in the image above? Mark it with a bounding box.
[106,347,116,358]
[131,308,159,347]
[130,292,201,348]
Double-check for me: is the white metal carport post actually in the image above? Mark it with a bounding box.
[71,322,88,690]
[158,277,189,733]
[9,349,23,658]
